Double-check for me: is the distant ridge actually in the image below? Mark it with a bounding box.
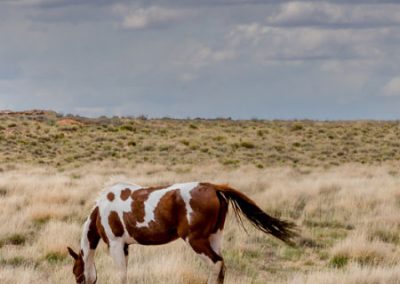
[0,109,56,116]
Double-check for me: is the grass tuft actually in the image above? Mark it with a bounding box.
[329,255,349,268]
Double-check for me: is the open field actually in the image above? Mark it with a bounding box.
[1,112,400,169]
[1,112,400,283]
[1,163,400,284]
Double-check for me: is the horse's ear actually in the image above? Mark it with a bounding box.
[67,246,79,260]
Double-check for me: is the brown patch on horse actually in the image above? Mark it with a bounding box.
[120,188,131,201]
[140,190,179,244]
[189,237,223,263]
[189,184,221,237]
[175,189,191,238]
[87,207,101,249]
[107,192,115,201]
[128,188,150,223]
[108,211,124,237]
[181,184,228,266]
[96,214,109,246]
[123,187,156,238]
[124,186,166,227]
[200,183,229,229]
[214,183,231,191]
[123,186,179,245]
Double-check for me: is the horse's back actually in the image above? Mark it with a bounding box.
[94,182,227,245]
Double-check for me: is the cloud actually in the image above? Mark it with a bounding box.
[268,2,344,27]
[382,76,400,97]
[3,0,112,8]
[227,23,387,62]
[178,73,197,82]
[173,42,236,81]
[268,2,400,28]
[320,60,378,88]
[1,0,400,119]
[4,0,52,5]
[113,5,187,29]
[182,45,236,68]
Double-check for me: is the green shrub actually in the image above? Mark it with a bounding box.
[7,234,26,245]
[180,140,190,146]
[213,136,225,142]
[143,145,154,151]
[0,188,7,196]
[127,140,137,147]
[329,255,349,268]
[291,124,304,131]
[120,125,135,132]
[1,256,26,267]
[45,252,66,264]
[240,141,255,149]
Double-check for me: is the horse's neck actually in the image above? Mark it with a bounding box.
[80,216,97,281]
[80,217,91,258]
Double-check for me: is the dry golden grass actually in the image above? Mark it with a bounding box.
[1,162,400,283]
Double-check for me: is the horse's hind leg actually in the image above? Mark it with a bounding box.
[188,233,225,284]
[209,229,225,282]
[184,184,228,283]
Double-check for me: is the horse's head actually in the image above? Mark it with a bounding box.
[67,247,91,284]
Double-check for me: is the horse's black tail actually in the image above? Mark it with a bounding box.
[215,184,298,245]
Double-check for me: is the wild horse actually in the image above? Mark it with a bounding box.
[68,182,297,284]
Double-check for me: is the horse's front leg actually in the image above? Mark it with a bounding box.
[110,241,128,284]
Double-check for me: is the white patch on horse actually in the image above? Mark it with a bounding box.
[109,182,142,197]
[178,183,199,225]
[80,217,91,255]
[98,183,142,243]
[198,253,213,266]
[136,182,199,228]
[209,229,223,255]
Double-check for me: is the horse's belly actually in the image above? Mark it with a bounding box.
[122,212,180,245]
[132,226,179,245]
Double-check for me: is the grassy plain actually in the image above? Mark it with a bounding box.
[0,112,400,283]
[1,111,400,168]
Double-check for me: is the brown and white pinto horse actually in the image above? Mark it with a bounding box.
[67,182,297,284]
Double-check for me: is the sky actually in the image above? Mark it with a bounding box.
[1,0,400,120]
